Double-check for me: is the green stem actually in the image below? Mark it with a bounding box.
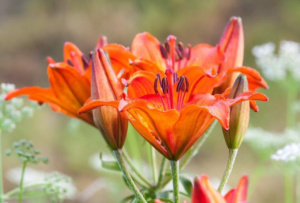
[160,121,217,188]
[0,130,3,203]
[122,150,153,188]
[170,160,179,203]
[113,149,147,203]
[150,146,157,183]
[218,149,238,193]
[3,182,46,199]
[284,170,294,203]
[156,158,166,188]
[18,161,27,203]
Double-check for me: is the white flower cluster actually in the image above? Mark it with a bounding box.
[6,167,77,200]
[0,83,38,133]
[252,41,300,80]
[244,128,300,150]
[271,143,300,162]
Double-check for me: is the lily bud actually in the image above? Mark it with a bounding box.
[222,74,249,149]
[91,49,128,150]
[215,16,244,94]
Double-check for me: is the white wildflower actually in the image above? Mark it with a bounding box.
[271,143,300,162]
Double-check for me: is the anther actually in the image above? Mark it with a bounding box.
[176,76,185,92]
[173,73,179,83]
[67,59,74,67]
[177,42,185,59]
[154,78,159,94]
[160,44,168,59]
[164,42,170,53]
[176,47,183,60]
[162,78,169,94]
[186,44,191,59]
[82,55,89,70]
[185,76,189,92]
[156,74,162,87]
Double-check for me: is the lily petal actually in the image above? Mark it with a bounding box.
[131,32,166,70]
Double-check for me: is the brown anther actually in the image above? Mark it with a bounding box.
[160,44,168,59]
[176,76,185,92]
[156,74,162,87]
[154,78,159,94]
[164,42,170,53]
[175,47,183,60]
[173,73,179,83]
[177,42,185,58]
[82,55,89,70]
[185,44,191,59]
[162,78,169,94]
[184,76,189,92]
[67,59,74,67]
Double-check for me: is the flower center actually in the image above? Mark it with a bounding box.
[159,35,191,72]
[154,69,189,111]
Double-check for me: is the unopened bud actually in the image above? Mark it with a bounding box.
[222,74,249,149]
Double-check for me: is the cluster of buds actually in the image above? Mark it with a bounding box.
[0,83,39,133]
[5,139,49,164]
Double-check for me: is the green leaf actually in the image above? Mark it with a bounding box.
[100,153,120,171]
[119,194,135,203]
[179,176,192,196]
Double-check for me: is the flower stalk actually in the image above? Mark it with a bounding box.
[113,150,147,203]
[170,160,179,203]
[18,161,27,203]
[149,146,158,183]
[218,149,238,193]
[0,131,3,203]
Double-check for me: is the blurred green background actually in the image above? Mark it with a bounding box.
[1,0,300,202]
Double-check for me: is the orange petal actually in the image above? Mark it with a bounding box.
[227,92,269,107]
[120,99,179,159]
[125,71,159,99]
[103,44,137,80]
[63,42,85,74]
[188,44,225,73]
[131,32,166,70]
[172,105,216,160]
[95,36,108,49]
[130,58,165,74]
[227,66,268,90]
[79,100,120,114]
[232,175,248,203]
[192,176,226,203]
[218,17,244,72]
[187,94,230,130]
[91,49,123,101]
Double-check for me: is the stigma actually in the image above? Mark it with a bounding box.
[159,35,191,72]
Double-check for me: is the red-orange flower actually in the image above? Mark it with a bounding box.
[214,16,267,93]
[80,69,268,160]
[5,37,134,126]
[155,175,248,203]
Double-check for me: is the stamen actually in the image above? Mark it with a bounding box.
[173,73,179,83]
[156,74,162,88]
[164,42,170,53]
[154,78,159,94]
[185,44,191,59]
[82,55,89,70]
[160,44,168,59]
[185,76,189,92]
[67,59,74,67]
[176,76,185,92]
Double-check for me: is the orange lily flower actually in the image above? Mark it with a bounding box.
[5,37,134,126]
[80,69,268,160]
[89,49,128,150]
[214,16,267,93]
[155,175,248,203]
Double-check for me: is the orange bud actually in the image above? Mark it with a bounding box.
[215,16,244,94]
[91,49,128,150]
[222,74,249,149]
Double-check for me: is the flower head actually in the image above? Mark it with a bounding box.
[5,37,134,127]
[155,175,248,203]
[80,69,268,160]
